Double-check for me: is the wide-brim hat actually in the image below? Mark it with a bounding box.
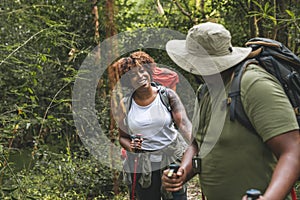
[166,22,252,76]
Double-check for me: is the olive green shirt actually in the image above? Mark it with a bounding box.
[196,64,298,200]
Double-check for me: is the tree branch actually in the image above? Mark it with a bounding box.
[0,25,62,66]
[173,0,192,19]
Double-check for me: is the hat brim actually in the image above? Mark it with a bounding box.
[166,40,252,76]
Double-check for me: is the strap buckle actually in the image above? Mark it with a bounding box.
[295,107,300,115]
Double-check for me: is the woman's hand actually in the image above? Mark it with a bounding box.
[130,136,143,152]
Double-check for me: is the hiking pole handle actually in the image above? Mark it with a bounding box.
[167,163,180,177]
[246,189,261,200]
[168,163,186,198]
[131,134,143,153]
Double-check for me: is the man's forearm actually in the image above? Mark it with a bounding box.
[181,141,199,182]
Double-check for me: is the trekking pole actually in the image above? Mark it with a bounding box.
[192,155,204,200]
[131,156,138,200]
[131,134,142,200]
[291,187,297,200]
[246,188,298,200]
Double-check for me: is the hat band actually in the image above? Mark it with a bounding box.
[206,46,233,56]
[187,46,232,57]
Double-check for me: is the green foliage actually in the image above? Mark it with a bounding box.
[115,0,197,33]
[0,0,94,148]
[0,1,108,198]
[1,147,127,199]
[1,0,300,199]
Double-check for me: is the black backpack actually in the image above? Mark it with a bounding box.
[198,37,300,132]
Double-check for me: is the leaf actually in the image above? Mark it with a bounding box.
[267,15,277,25]
[1,186,19,192]
[27,87,34,94]
[285,9,295,18]
[264,2,270,13]
[47,115,54,119]
[252,0,263,12]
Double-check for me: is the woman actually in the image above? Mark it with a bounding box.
[114,51,192,200]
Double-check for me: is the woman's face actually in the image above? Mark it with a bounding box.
[128,66,151,90]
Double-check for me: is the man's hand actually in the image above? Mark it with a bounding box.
[162,167,185,192]
[242,195,266,200]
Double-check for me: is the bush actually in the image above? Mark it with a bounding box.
[1,147,127,199]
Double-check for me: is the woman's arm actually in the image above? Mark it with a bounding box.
[116,97,132,152]
[119,128,133,152]
[167,88,193,143]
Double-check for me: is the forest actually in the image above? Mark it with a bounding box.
[1,0,299,199]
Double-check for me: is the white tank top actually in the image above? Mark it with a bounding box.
[128,94,178,151]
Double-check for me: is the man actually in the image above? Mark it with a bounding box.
[162,22,300,200]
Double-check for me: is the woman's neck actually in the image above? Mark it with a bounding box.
[133,86,157,106]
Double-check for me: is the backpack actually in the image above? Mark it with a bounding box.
[197,37,300,132]
[228,37,300,131]
[122,82,171,134]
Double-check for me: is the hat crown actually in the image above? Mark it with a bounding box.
[165,22,252,76]
[186,22,232,56]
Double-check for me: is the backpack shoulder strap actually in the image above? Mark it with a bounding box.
[122,82,174,137]
[151,82,172,112]
[197,83,208,102]
[123,82,172,131]
[124,82,172,117]
[123,92,134,115]
[228,59,259,132]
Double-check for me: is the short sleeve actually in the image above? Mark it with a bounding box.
[241,65,299,142]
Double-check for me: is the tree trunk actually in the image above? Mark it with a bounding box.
[275,0,288,44]
[248,0,257,37]
[92,0,100,44]
[105,0,120,195]
[93,0,121,195]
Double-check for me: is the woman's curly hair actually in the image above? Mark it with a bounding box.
[113,51,156,88]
